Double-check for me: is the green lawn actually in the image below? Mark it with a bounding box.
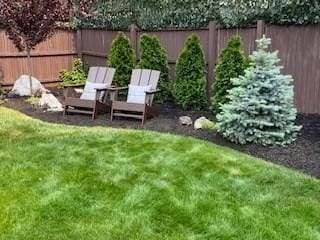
[0,107,319,240]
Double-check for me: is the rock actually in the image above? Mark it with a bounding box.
[9,75,47,97]
[194,117,215,130]
[179,116,193,126]
[39,92,64,112]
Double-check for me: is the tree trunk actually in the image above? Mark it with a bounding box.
[26,48,33,96]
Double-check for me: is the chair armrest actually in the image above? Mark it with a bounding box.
[107,86,129,91]
[145,89,161,94]
[63,83,86,88]
[95,87,108,91]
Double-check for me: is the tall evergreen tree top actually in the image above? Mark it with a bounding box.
[107,32,135,86]
[137,34,170,102]
[211,35,248,114]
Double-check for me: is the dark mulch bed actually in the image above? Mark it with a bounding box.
[2,90,320,179]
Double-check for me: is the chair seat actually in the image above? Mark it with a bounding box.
[65,97,96,109]
[112,101,146,112]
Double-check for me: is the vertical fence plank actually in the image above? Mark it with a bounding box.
[256,20,266,39]
[76,29,83,59]
[208,21,218,97]
[130,24,138,63]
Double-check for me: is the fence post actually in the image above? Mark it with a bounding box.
[130,24,138,63]
[76,29,83,60]
[207,21,218,98]
[256,20,265,39]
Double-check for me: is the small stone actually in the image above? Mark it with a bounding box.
[39,92,64,112]
[194,117,215,130]
[179,116,193,126]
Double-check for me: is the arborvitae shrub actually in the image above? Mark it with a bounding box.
[174,34,207,110]
[59,58,87,87]
[137,34,170,102]
[211,36,249,114]
[107,32,135,86]
[217,36,301,146]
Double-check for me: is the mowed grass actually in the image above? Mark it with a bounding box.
[0,107,319,240]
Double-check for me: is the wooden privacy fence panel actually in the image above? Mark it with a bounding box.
[0,29,77,86]
[80,29,130,67]
[1,23,320,114]
[265,24,320,114]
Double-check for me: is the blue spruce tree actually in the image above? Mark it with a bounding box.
[217,35,301,146]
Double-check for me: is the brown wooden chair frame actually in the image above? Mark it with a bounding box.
[109,69,161,125]
[63,66,116,120]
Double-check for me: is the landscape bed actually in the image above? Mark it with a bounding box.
[3,94,320,179]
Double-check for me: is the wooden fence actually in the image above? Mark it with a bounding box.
[0,29,77,87]
[1,22,320,114]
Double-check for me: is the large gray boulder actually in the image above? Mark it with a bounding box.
[9,75,47,97]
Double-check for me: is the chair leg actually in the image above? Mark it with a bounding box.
[63,106,68,117]
[110,106,114,122]
[92,105,97,120]
[142,108,146,126]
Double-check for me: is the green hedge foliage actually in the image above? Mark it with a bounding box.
[137,34,170,102]
[174,34,207,110]
[216,36,301,146]
[59,58,87,87]
[73,0,320,29]
[211,36,249,114]
[107,32,135,86]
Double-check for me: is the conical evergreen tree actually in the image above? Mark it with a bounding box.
[217,35,301,146]
[137,34,170,102]
[174,34,207,110]
[211,36,249,114]
[107,32,135,86]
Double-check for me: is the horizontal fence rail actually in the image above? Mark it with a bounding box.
[0,22,320,114]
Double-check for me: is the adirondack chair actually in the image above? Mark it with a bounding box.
[109,69,161,125]
[63,66,116,120]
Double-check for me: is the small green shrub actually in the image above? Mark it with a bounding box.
[25,96,40,107]
[107,32,135,87]
[174,34,207,110]
[137,34,170,102]
[211,36,249,114]
[202,119,216,130]
[59,58,87,87]
[217,36,301,146]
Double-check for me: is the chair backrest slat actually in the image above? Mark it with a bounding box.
[149,70,160,89]
[129,69,161,106]
[130,69,160,89]
[95,67,108,83]
[131,69,142,85]
[105,68,116,86]
[139,69,152,86]
[87,67,99,83]
[87,66,116,85]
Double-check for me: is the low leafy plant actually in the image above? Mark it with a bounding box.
[137,34,170,102]
[211,36,249,114]
[25,96,40,107]
[202,119,216,130]
[107,32,135,87]
[59,58,87,87]
[174,34,207,110]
